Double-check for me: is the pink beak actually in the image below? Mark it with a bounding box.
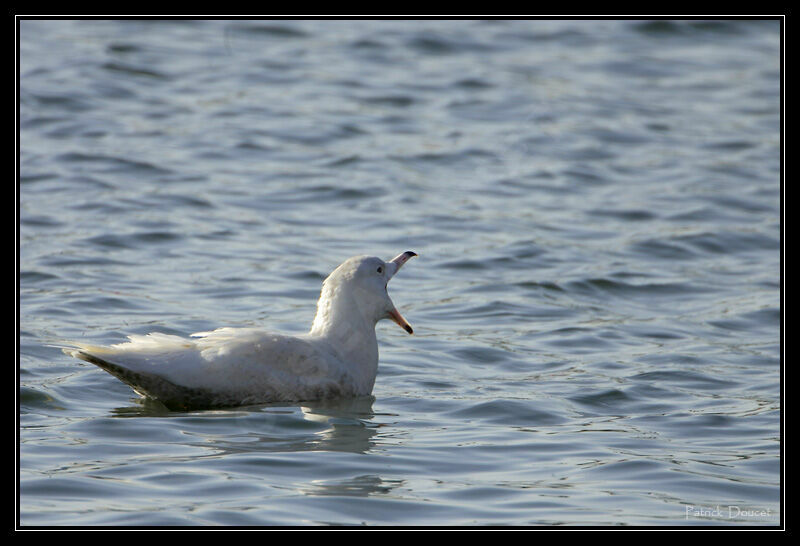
[386,251,417,334]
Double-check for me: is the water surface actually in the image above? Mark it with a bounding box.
[19,18,781,526]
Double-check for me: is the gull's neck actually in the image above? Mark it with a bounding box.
[309,284,379,389]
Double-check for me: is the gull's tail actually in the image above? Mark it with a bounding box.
[65,347,215,410]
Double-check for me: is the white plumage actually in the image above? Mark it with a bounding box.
[64,251,417,409]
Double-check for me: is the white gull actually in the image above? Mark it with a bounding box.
[64,251,417,409]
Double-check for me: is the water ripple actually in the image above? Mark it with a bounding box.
[19,18,781,527]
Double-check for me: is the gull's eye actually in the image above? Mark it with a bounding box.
[377,266,383,274]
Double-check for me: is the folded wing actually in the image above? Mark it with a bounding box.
[66,328,347,408]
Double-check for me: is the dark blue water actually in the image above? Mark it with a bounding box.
[19,18,781,526]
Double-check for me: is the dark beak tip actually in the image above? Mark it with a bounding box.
[405,325,414,334]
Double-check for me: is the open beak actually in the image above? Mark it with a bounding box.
[389,250,417,272]
[388,308,413,334]
[386,251,417,335]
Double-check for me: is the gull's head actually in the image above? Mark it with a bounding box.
[312,251,417,335]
